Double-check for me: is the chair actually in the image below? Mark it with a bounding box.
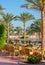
[18,46,30,60]
[3,44,9,53]
[8,45,15,56]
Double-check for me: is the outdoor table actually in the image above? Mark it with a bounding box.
[26,47,33,55]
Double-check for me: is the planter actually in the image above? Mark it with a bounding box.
[27,52,42,64]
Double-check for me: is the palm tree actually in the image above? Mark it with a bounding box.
[9,23,15,35]
[0,19,4,24]
[0,5,5,11]
[21,0,45,59]
[0,5,5,16]
[2,13,14,43]
[34,19,42,39]
[15,12,34,44]
[28,19,42,38]
[14,26,22,39]
[27,24,35,35]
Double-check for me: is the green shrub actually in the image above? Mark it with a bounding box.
[0,24,6,50]
[20,35,29,39]
[27,52,42,64]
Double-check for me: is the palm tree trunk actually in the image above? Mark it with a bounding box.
[38,32,40,39]
[18,32,20,40]
[41,5,45,59]
[24,22,26,44]
[7,23,9,43]
[35,32,38,38]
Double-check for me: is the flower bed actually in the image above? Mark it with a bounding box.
[27,52,42,64]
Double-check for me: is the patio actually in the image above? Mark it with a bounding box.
[0,52,45,65]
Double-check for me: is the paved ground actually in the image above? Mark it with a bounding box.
[0,55,18,65]
[0,52,26,65]
[0,52,45,65]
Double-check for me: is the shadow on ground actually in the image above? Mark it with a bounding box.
[0,62,17,65]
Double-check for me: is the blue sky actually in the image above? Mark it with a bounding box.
[0,0,41,28]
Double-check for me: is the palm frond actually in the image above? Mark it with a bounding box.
[21,4,40,10]
[0,5,5,11]
[2,13,14,23]
[14,12,35,24]
[25,0,39,7]
[21,0,45,10]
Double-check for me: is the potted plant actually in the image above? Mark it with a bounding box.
[27,52,42,64]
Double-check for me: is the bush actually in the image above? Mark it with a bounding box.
[27,52,42,64]
[20,35,29,39]
[0,24,6,51]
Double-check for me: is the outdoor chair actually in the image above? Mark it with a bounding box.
[18,46,30,60]
[3,44,9,54]
[8,45,15,56]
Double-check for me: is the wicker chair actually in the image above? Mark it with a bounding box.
[18,46,30,59]
[8,45,15,56]
[3,44,9,53]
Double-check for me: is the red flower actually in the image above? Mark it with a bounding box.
[33,52,39,56]
[36,58,40,61]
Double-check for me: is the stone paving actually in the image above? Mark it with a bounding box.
[0,52,26,65]
[0,56,18,65]
[0,52,45,65]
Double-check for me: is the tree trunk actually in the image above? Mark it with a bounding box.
[41,6,45,49]
[38,32,41,39]
[24,22,26,44]
[18,32,20,40]
[35,32,38,38]
[7,23,9,43]
[41,5,45,59]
